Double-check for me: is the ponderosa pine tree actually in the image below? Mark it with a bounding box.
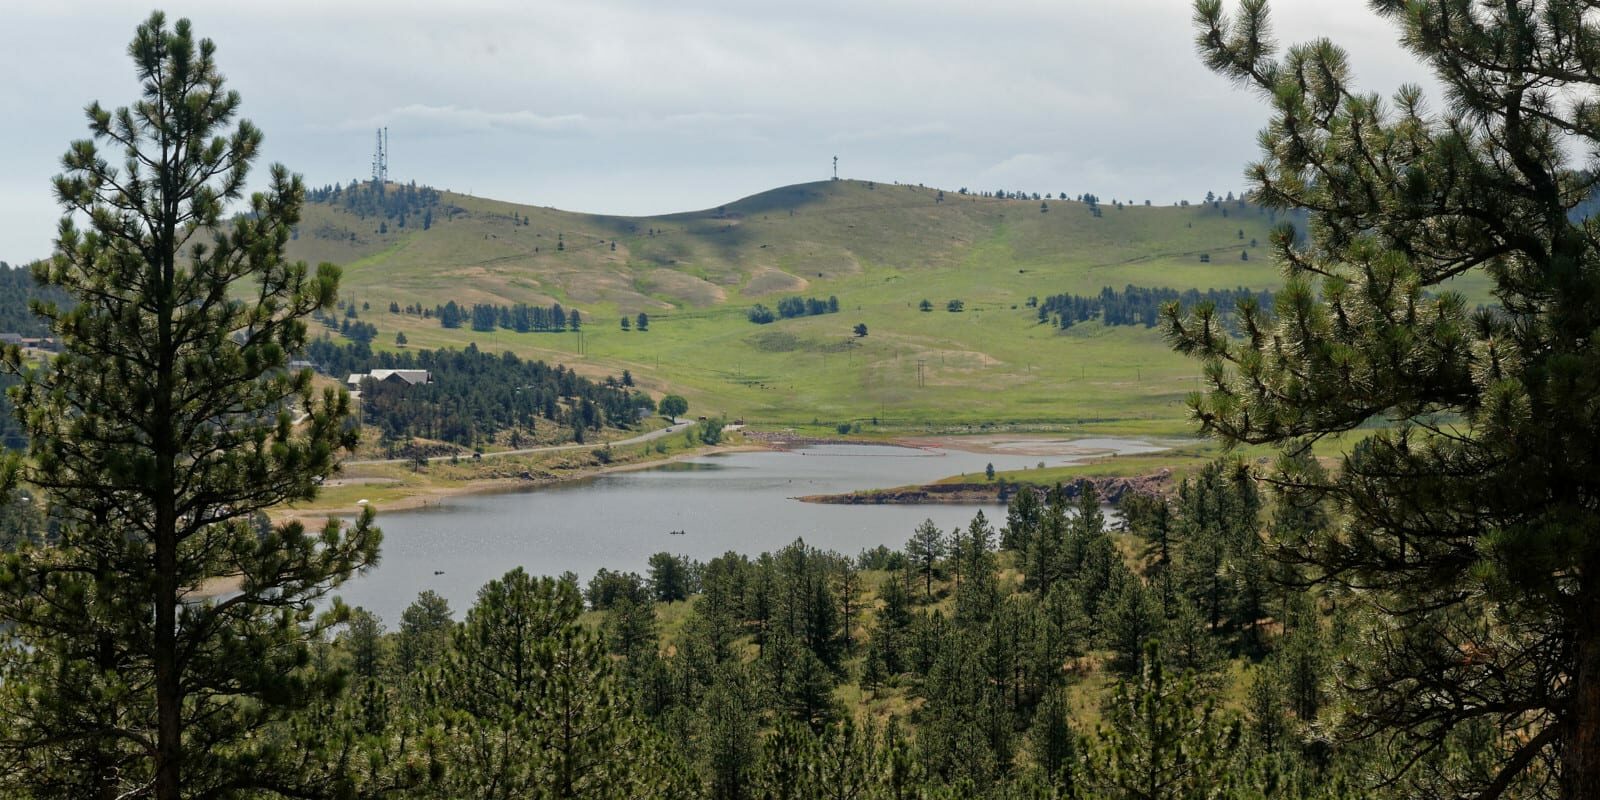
[1083,644,1242,800]
[702,664,760,800]
[1175,1,1600,795]
[1100,564,1164,675]
[1002,484,1041,551]
[1022,490,1069,595]
[438,568,667,797]
[1026,688,1080,796]
[0,12,377,799]
[906,519,946,600]
[395,589,454,678]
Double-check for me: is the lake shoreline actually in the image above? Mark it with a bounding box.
[270,431,1191,526]
[796,470,1174,505]
[312,434,1188,621]
[271,441,774,527]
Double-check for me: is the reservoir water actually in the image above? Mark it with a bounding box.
[334,439,1166,623]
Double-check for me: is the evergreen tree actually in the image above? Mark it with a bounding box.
[1027,689,1080,795]
[1171,461,1259,635]
[1071,480,1105,542]
[648,551,692,602]
[811,717,885,800]
[906,519,946,600]
[920,631,1005,787]
[1180,2,1600,793]
[0,14,378,798]
[446,569,580,721]
[541,617,638,798]
[702,665,760,800]
[762,630,837,731]
[1099,565,1164,675]
[606,595,658,666]
[1161,597,1223,678]
[1274,594,1329,728]
[1027,584,1091,697]
[753,717,815,800]
[342,608,387,682]
[952,512,1002,625]
[1003,485,1042,551]
[1122,491,1175,575]
[833,561,863,652]
[396,589,454,676]
[874,573,914,676]
[1083,644,1242,799]
[435,569,654,797]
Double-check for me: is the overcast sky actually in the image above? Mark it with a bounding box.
[1,0,1430,262]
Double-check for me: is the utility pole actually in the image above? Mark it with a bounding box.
[833,155,838,181]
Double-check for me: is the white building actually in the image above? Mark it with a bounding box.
[346,369,432,388]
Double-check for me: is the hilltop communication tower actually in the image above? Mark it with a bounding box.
[371,127,389,186]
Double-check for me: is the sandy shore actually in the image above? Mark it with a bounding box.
[271,442,772,526]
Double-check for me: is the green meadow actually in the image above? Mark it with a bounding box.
[291,179,1298,434]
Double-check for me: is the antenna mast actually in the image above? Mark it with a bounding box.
[371,127,389,186]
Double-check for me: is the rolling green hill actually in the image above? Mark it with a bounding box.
[288,180,1299,435]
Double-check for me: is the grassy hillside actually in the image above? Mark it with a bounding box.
[289,180,1298,434]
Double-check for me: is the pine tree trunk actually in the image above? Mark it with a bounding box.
[154,245,181,800]
[1566,572,1600,799]
[155,505,180,800]
[92,628,121,800]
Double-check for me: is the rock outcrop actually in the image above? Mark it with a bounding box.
[798,470,1172,505]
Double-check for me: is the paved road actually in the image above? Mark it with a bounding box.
[344,420,696,466]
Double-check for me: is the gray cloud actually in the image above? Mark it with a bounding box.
[2,0,1430,261]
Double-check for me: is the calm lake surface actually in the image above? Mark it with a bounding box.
[335,439,1165,623]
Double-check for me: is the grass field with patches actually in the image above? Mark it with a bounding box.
[953,434,1360,488]
[291,180,1299,434]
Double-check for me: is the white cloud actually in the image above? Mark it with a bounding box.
[347,105,596,135]
[0,0,1441,260]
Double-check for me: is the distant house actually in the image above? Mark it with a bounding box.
[346,369,431,388]
[4,335,62,352]
[287,359,317,372]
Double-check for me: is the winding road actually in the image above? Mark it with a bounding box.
[344,420,697,466]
